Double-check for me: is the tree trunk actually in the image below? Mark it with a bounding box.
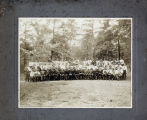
[118,39,120,60]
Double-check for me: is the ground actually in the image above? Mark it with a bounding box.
[19,75,131,108]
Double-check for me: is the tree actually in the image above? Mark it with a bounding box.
[81,20,94,60]
[94,19,131,64]
[28,20,53,62]
[50,19,73,61]
[94,20,114,60]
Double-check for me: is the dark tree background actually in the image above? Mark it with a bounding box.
[94,19,131,64]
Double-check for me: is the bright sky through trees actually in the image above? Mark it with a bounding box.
[19,18,119,47]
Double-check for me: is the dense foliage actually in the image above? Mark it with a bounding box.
[19,19,131,72]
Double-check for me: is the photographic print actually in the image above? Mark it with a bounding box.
[19,18,132,108]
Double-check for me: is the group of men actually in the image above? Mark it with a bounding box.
[24,60,127,82]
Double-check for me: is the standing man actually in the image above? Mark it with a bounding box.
[24,66,32,82]
[122,64,127,80]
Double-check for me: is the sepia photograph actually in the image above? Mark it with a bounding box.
[19,18,132,108]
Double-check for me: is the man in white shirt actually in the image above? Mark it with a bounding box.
[122,64,127,79]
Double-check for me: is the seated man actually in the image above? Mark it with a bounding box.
[107,68,113,80]
[114,67,120,80]
[60,68,65,80]
[103,69,108,80]
[68,68,73,80]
